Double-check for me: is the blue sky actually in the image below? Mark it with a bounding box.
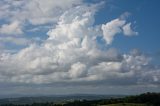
[0,0,160,97]
[94,0,160,53]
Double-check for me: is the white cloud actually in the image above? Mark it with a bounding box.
[101,19,126,44]
[0,21,23,35]
[0,1,159,93]
[101,18,138,45]
[69,62,87,78]
[123,23,138,36]
[0,0,84,52]
[0,37,28,45]
[0,36,43,46]
[0,0,82,25]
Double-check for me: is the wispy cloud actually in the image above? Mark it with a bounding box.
[0,21,23,35]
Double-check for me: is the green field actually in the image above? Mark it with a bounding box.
[101,103,147,106]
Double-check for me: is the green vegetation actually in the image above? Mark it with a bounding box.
[0,92,160,106]
[101,103,146,106]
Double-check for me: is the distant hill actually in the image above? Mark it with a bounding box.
[0,94,125,105]
[0,92,160,106]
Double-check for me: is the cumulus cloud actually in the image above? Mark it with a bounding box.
[101,18,138,45]
[0,1,159,92]
[101,19,126,44]
[0,0,84,50]
[69,62,87,78]
[0,0,82,25]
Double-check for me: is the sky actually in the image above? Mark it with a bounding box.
[0,0,160,97]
